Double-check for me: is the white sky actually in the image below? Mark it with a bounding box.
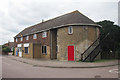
[0,0,119,45]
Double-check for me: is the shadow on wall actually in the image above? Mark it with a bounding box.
[76,40,92,61]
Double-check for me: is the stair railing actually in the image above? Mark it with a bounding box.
[81,33,110,62]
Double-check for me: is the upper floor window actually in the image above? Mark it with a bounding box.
[42,31,47,38]
[33,34,37,39]
[26,36,29,40]
[20,37,23,41]
[68,26,73,34]
[83,26,88,30]
[16,38,18,42]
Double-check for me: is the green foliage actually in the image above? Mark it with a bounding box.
[12,48,15,55]
[97,20,120,59]
[2,45,11,52]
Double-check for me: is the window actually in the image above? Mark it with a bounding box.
[33,34,37,39]
[42,46,47,54]
[83,26,88,30]
[25,47,29,54]
[20,37,23,41]
[16,38,18,42]
[26,36,29,40]
[42,31,47,38]
[68,26,73,34]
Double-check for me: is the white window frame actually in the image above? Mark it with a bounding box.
[68,26,73,34]
[33,34,37,39]
[42,31,47,38]
[26,36,29,40]
[24,43,29,47]
[20,37,23,41]
[17,44,22,47]
[83,26,88,30]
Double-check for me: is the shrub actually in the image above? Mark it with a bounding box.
[2,46,11,53]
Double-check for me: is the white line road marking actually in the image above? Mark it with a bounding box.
[109,69,120,73]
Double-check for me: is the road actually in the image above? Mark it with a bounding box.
[2,55,119,78]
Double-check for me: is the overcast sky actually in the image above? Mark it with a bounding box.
[0,0,119,45]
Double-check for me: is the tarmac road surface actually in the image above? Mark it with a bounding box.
[2,55,119,78]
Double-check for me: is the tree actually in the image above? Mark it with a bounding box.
[2,45,11,55]
[97,20,120,59]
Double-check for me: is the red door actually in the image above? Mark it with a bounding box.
[68,46,74,61]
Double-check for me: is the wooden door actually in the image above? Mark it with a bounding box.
[68,46,74,61]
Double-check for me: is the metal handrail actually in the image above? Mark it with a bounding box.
[81,33,105,56]
[81,33,105,61]
[81,33,110,62]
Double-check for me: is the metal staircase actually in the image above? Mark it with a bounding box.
[81,33,110,62]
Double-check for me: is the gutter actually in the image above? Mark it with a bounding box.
[14,23,102,38]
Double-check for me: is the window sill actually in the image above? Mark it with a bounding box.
[25,53,29,54]
[68,33,73,35]
[42,37,47,39]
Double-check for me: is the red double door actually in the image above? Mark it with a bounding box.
[68,46,74,61]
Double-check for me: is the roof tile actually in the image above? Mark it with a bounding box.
[15,10,97,37]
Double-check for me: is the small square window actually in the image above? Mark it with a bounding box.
[25,47,29,54]
[26,36,29,40]
[42,32,47,38]
[42,46,47,54]
[68,26,73,34]
[33,34,37,39]
[83,26,88,30]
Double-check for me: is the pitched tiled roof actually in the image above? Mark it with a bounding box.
[3,42,14,48]
[15,10,100,37]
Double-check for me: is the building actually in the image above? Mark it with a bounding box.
[3,42,14,52]
[14,10,101,61]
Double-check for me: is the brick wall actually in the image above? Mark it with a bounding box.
[14,30,51,47]
[14,31,51,59]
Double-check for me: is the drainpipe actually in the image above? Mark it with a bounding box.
[50,30,53,60]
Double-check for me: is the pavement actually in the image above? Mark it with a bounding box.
[6,55,119,68]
